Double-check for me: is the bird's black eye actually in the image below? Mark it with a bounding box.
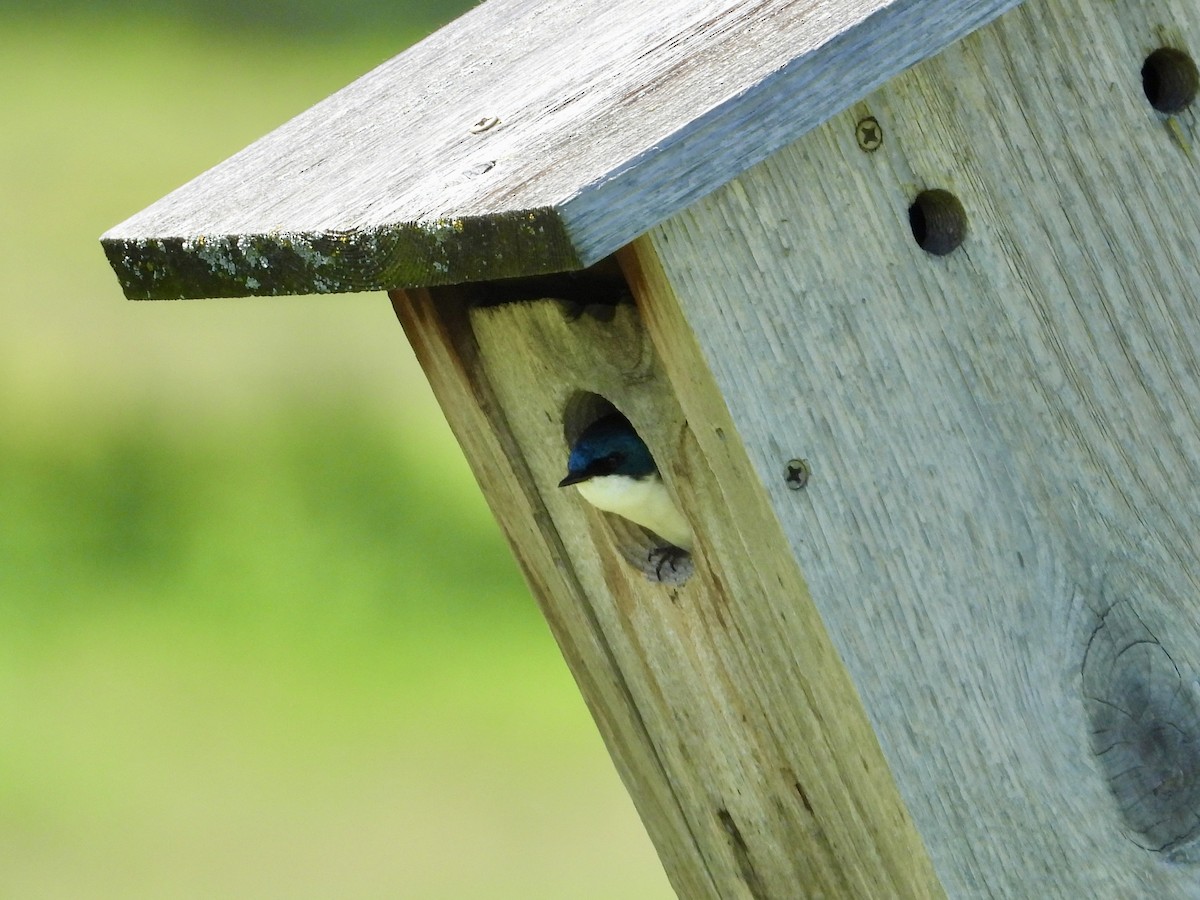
[598,452,624,475]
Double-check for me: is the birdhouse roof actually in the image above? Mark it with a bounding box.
[102,0,1020,300]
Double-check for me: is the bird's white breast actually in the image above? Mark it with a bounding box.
[576,473,693,551]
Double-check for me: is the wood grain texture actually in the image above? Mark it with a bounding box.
[640,0,1200,893]
[390,288,943,898]
[102,0,1023,300]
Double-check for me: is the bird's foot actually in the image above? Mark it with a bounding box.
[647,545,692,585]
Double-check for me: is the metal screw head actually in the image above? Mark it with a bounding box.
[463,160,496,177]
[784,459,811,490]
[470,116,501,134]
[855,116,883,152]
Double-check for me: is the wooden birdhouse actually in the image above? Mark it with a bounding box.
[102,0,1200,894]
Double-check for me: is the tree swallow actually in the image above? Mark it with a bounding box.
[558,413,694,552]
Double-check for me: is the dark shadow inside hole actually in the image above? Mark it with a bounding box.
[455,256,630,320]
[561,393,620,449]
[1142,47,1199,114]
[908,189,967,256]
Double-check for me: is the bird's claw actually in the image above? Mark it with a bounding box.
[647,545,691,584]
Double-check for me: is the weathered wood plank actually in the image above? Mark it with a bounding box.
[103,0,1023,300]
[390,288,944,897]
[640,0,1200,893]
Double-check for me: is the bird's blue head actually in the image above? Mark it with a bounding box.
[558,413,657,487]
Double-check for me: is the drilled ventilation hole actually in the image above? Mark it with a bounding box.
[1142,47,1199,114]
[909,189,967,256]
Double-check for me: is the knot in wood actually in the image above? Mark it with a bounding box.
[1082,598,1200,857]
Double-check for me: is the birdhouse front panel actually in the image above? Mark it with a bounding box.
[389,285,941,897]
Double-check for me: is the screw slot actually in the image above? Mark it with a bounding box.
[909,189,967,256]
[1142,47,1199,114]
[469,116,501,134]
[784,459,810,490]
[463,160,496,178]
[855,116,883,152]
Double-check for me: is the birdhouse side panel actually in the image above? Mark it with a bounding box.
[634,0,1200,893]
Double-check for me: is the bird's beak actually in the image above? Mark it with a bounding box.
[558,471,590,488]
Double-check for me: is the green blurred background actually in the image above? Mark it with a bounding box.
[0,3,670,896]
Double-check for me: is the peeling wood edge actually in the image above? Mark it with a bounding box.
[101,207,581,301]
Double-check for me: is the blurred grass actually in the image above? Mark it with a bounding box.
[0,0,477,39]
[0,11,671,899]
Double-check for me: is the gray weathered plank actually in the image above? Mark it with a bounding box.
[102,0,1023,300]
[641,0,1200,893]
